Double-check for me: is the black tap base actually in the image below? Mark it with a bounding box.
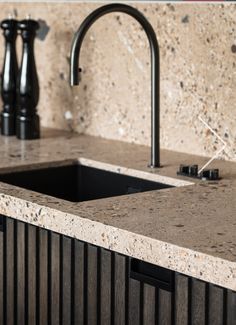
[1,111,16,136]
[16,114,40,140]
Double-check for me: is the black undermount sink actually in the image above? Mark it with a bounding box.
[0,164,173,202]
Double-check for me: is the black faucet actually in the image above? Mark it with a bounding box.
[70,3,160,168]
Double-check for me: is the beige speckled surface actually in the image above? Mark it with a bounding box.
[0,3,236,161]
[0,129,235,290]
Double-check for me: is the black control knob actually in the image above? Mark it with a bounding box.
[16,19,40,140]
[201,169,219,181]
[179,164,198,177]
[189,164,198,177]
[0,18,18,136]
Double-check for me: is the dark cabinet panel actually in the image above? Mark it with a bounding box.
[114,253,126,325]
[62,235,72,325]
[175,274,189,325]
[208,284,224,325]
[73,240,84,324]
[87,244,98,325]
[191,278,206,325]
[27,225,37,325]
[50,232,61,325]
[38,227,49,325]
[227,290,236,325]
[16,221,26,325]
[5,217,15,325]
[158,288,172,325]
[0,215,235,325]
[100,248,112,325]
[143,284,156,325]
[129,279,141,325]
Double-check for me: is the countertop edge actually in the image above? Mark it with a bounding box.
[0,192,235,291]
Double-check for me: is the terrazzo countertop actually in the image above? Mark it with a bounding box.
[0,129,235,290]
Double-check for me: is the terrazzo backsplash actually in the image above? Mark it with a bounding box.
[0,3,236,161]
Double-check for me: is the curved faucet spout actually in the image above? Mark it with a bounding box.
[70,3,160,168]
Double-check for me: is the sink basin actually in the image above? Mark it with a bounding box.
[0,162,174,202]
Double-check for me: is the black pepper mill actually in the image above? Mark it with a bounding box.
[16,18,40,139]
[0,18,18,136]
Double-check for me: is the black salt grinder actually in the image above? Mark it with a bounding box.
[16,18,40,139]
[0,18,18,136]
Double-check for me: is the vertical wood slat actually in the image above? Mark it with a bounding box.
[50,232,61,325]
[191,278,206,325]
[128,279,141,325]
[0,221,3,325]
[158,288,172,325]
[114,253,126,325]
[100,249,112,325]
[143,284,156,325]
[175,273,189,325]
[39,227,48,325]
[87,244,98,325]
[208,284,224,325]
[227,290,236,325]
[27,225,37,325]
[73,240,84,324]
[5,217,15,325]
[17,221,25,325]
[62,236,72,325]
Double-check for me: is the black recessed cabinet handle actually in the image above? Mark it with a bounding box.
[130,258,175,292]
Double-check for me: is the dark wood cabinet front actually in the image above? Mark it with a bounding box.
[0,215,235,324]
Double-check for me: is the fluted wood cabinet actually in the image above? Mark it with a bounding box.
[0,215,235,325]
